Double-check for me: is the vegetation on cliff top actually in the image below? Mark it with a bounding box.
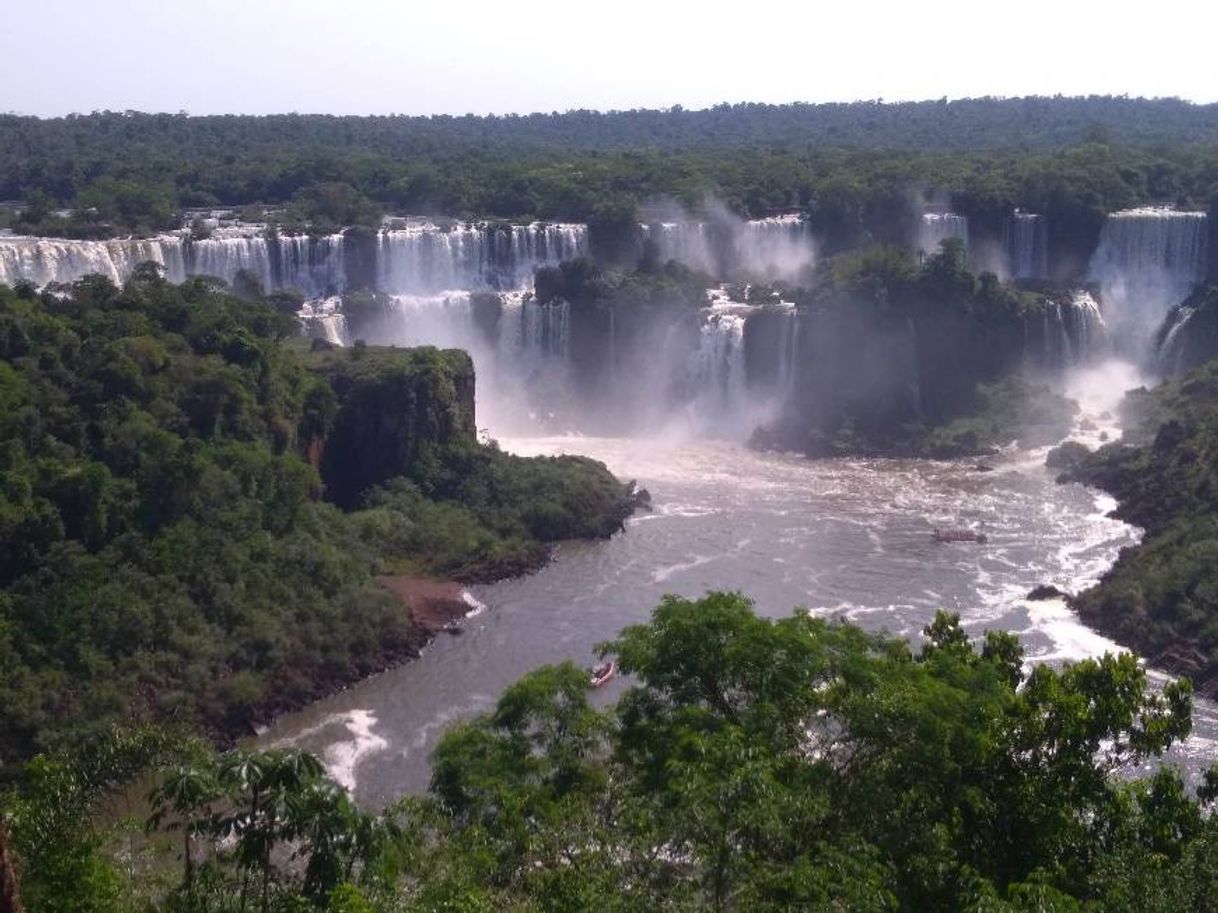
[0,271,638,778]
[753,241,1079,458]
[4,593,1212,912]
[1052,360,1218,691]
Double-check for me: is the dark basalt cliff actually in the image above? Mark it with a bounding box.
[306,346,477,507]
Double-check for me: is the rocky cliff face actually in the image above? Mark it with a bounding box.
[306,346,476,506]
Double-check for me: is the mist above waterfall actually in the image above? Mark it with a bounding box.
[640,199,816,284]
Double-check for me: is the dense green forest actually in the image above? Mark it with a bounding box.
[1050,353,1218,694]
[4,99,1218,243]
[0,272,638,780]
[3,593,1212,912]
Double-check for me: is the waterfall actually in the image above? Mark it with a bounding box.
[183,229,346,296]
[377,221,587,294]
[299,296,348,345]
[918,213,969,258]
[0,234,187,286]
[499,294,569,368]
[1087,206,1208,349]
[643,216,815,281]
[1006,211,1048,280]
[687,310,748,434]
[0,228,347,295]
[273,233,346,296]
[1030,291,1107,368]
[1043,301,1072,366]
[641,222,718,274]
[1158,306,1195,375]
[0,221,583,298]
[775,308,799,397]
[186,228,274,289]
[1069,290,1107,361]
[736,216,816,280]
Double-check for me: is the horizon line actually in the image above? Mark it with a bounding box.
[4,93,1217,121]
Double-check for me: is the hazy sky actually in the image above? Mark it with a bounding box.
[3,0,1216,116]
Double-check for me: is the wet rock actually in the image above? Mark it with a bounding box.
[1027,584,1068,601]
[1045,440,1091,473]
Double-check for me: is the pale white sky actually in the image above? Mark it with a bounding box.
[3,0,1215,116]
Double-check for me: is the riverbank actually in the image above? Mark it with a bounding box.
[232,576,482,743]
[1051,361,1218,697]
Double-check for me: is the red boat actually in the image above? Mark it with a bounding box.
[589,660,617,688]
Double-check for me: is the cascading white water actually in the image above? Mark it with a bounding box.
[0,234,188,286]
[273,233,346,296]
[1158,307,1195,375]
[1069,291,1106,361]
[377,221,586,294]
[1035,291,1107,368]
[774,307,799,397]
[736,216,816,280]
[186,228,274,290]
[0,226,347,296]
[1087,207,1208,349]
[918,213,969,258]
[298,296,349,345]
[642,216,815,282]
[1007,211,1048,280]
[686,308,748,435]
[641,222,718,274]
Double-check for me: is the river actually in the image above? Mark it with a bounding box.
[263,363,1218,805]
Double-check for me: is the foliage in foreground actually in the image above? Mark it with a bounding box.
[6,593,1218,912]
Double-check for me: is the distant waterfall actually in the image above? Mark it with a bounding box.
[298,296,348,345]
[918,213,969,258]
[736,216,816,280]
[641,216,815,281]
[1087,207,1208,348]
[775,308,799,396]
[1157,306,1195,375]
[1030,291,1107,368]
[1006,211,1048,280]
[686,310,748,434]
[0,221,583,298]
[499,294,570,369]
[0,234,187,286]
[377,222,586,294]
[271,233,347,295]
[185,229,274,289]
[642,222,718,274]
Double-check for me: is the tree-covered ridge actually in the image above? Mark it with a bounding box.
[1050,358,1218,692]
[0,273,638,778]
[4,101,1218,238]
[5,594,1214,912]
[6,97,1218,161]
